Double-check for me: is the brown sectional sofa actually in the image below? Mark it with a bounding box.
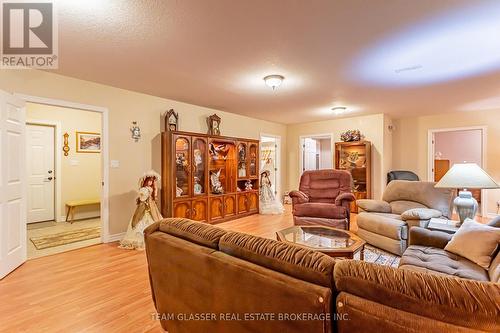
[145,218,500,333]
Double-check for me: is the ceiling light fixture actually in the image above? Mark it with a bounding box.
[331,106,347,115]
[263,74,285,90]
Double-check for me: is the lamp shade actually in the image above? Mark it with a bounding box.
[435,163,499,189]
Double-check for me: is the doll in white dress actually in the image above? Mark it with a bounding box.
[119,171,163,250]
[259,170,284,214]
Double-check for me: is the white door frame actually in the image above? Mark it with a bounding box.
[427,126,487,217]
[299,133,333,174]
[15,94,110,242]
[260,133,282,199]
[26,120,62,223]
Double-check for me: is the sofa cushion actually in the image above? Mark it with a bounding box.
[489,251,500,283]
[293,202,347,219]
[382,180,455,218]
[357,212,408,240]
[444,219,500,269]
[401,208,443,221]
[159,218,227,249]
[219,231,336,288]
[389,200,427,215]
[356,199,392,213]
[400,245,489,281]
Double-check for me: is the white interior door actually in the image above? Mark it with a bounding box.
[27,124,55,223]
[303,138,318,171]
[0,91,26,279]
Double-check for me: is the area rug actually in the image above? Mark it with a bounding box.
[363,244,400,268]
[30,227,101,250]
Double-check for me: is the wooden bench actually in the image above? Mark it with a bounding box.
[65,199,101,223]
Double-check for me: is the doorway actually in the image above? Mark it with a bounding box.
[300,134,332,172]
[27,124,56,223]
[25,102,104,259]
[260,134,281,200]
[428,126,487,216]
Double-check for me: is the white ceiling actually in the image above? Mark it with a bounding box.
[53,0,500,124]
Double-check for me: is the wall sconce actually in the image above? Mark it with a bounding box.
[130,121,141,142]
[63,132,70,156]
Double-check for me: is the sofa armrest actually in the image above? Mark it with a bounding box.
[334,260,500,331]
[289,190,309,204]
[334,192,356,206]
[409,227,452,248]
[401,208,442,221]
[356,199,391,213]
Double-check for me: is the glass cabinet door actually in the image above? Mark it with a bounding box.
[248,142,258,178]
[192,137,207,196]
[174,135,191,198]
[237,142,247,178]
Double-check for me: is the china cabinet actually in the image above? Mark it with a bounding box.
[162,130,259,223]
[334,141,372,213]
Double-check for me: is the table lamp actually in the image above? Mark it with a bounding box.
[435,163,499,226]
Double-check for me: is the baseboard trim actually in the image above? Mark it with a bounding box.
[105,232,125,243]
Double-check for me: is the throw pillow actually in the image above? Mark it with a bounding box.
[444,219,500,269]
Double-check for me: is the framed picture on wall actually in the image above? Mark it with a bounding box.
[76,131,101,153]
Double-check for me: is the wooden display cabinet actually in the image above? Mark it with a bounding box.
[335,141,371,214]
[162,130,259,223]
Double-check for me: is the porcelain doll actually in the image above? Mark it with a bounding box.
[259,170,284,215]
[119,171,163,250]
[194,149,203,169]
[245,180,253,191]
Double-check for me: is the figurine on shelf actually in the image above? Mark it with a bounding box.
[194,176,203,195]
[176,153,187,169]
[210,169,224,194]
[119,171,163,250]
[176,178,183,197]
[209,143,229,160]
[340,129,363,142]
[238,145,247,177]
[259,170,284,215]
[245,180,253,191]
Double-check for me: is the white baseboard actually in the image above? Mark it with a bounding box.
[105,232,125,243]
[486,212,499,219]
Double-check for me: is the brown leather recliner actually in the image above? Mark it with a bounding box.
[289,170,355,229]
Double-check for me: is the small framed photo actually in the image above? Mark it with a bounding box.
[76,132,101,153]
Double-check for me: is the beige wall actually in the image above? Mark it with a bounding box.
[286,114,388,200]
[392,109,500,216]
[27,103,101,221]
[0,70,287,235]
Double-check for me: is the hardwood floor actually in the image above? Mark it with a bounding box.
[7,204,471,332]
[0,206,299,333]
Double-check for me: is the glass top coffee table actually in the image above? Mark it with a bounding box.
[276,225,366,259]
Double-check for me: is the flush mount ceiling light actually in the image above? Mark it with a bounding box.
[263,74,285,90]
[331,106,347,115]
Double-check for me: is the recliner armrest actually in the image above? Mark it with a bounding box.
[289,190,309,204]
[401,208,442,221]
[408,227,452,248]
[334,260,500,331]
[356,199,391,213]
[334,192,356,206]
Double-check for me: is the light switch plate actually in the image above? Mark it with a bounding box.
[70,159,79,166]
[110,160,120,168]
